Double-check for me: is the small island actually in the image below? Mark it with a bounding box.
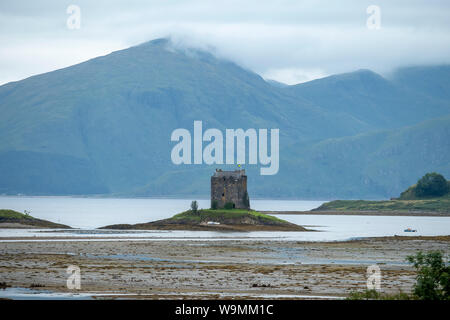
[0,209,71,229]
[100,208,307,231]
[100,209,309,231]
[101,169,308,232]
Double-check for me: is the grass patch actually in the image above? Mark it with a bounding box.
[0,209,71,228]
[0,209,32,220]
[171,209,286,223]
[315,199,450,213]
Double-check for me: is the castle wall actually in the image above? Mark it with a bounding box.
[211,170,249,209]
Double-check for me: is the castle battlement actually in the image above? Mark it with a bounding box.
[212,169,246,179]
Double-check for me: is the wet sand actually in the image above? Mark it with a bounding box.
[0,236,448,299]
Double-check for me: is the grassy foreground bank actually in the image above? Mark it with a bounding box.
[0,209,71,229]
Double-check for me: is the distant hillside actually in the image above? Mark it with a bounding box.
[272,116,450,199]
[400,186,450,200]
[0,38,449,198]
[390,65,450,102]
[0,38,369,195]
[284,69,449,130]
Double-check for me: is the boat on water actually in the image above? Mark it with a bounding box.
[404,227,417,232]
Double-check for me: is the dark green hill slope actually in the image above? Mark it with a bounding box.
[271,116,450,199]
[285,69,449,130]
[0,38,449,198]
[390,65,450,101]
[0,38,369,195]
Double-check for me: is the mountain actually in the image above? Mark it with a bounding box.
[284,69,449,130]
[0,38,371,195]
[0,38,449,198]
[266,79,289,88]
[390,65,450,102]
[269,116,450,199]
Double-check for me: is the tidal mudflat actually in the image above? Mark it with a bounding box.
[1,236,448,299]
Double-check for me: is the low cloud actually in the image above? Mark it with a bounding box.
[1,0,449,85]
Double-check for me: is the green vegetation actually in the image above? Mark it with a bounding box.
[211,200,218,210]
[224,202,235,210]
[101,207,305,231]
[400,173,450,199]
[0,209,34,220]
[315,172,450,213]
[190,200,198,213]
[172,208,286,224]
[0,209,71,228]
[243,191,250,209]
[315,199,450,213]
[347,251,449,300]
[407,251,449,300]
[1,37,449,199]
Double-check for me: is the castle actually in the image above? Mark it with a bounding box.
[211,169,250,209]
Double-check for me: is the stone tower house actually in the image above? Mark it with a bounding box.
[211,169,250,209]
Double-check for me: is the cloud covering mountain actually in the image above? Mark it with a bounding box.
[1,1,450,85]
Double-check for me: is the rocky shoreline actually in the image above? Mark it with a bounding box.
[0,235,448,299]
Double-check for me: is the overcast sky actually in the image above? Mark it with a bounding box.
[0,0,449,85]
